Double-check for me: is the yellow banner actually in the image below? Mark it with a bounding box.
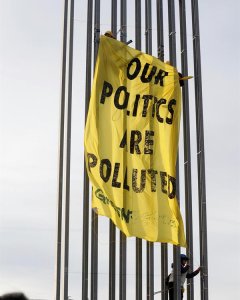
[85,36,186,247]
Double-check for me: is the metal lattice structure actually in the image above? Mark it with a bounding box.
[55,0,208,299]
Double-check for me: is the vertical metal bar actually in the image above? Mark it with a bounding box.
[55,0,68,299]
[145,0,152,54]
[161,244,168,300]
[168,0,176,66]
[91,209,98,300]
[120,0,127,43]
[109,220,116,300]
[82,0,93,299]
[190,0,208,299]
[109,1,117,300]
[119,232,127,300]
[119,3,127,299]
[145,1,154,300]
[91,1,100,299]
[136,238,142,300]
[156,0,164,61]
[146,242,154,300]
[167,0,181,299]
[156,3,169,300]
[111,0,117,37]
[63,1,74,299]
[135,0,141,51]
[173,247,180,300]
[178,1,194,299]
[135,2,142,299]
[94,0,101,62]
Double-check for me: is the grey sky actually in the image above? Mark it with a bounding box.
[0,0,239,299]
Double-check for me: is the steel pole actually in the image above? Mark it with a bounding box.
[135,0,141,51]
[190,0,208,299]
[178,0,195,299]
[145,0,152,54]
[156,2,169,299]
[156,0,164,61]
[109,2,117,300]
[55,0,68,299]
[63,1,74,299]
[161,244,168,300]
[90,1,100,299]
[82,0,93,299]
[119,233,127,300]
[109,220,116,300]
[145,1,154,300]
[135,2,142,299]
[119,2,127,299]
[167,0,181,299]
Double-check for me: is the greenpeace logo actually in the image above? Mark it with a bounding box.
[95,188,133,223]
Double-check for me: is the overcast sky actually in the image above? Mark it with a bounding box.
[0,0,239,299]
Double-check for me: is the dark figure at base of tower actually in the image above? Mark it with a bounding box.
[166,254,201,300]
